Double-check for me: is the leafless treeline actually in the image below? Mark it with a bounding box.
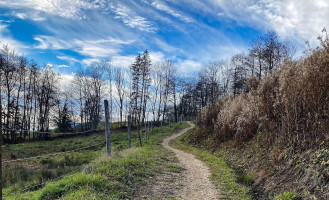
[0,45,58,143]
[0,46,189,145]
[180,31,295,117]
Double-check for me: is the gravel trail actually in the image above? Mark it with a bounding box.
[162,121,218,200]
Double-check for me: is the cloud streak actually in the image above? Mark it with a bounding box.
[110,3,158,32]
[151,1,193,23]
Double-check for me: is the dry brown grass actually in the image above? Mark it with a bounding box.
[196,32,329,151]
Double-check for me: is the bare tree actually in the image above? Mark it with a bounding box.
[114,67,125,128]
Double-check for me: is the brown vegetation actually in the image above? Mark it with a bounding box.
[189,30,329,198]
[195,31,329,151]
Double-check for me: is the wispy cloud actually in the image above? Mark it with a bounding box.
[34,35,136,59]
[57,55,80,63]
[110,3,157,32]
[34,35,69,49]
[57,64,70,68]
[11,11,45,21]
[154,38,181,53]
[73,39,118,58]
[176,59,202,74]
[151,1,193,23]
[182,0,329,46]
[111,55,135,69]
[81,58,100,66]
[0,0,98,20]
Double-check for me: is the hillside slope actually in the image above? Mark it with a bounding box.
[186,37,329,199]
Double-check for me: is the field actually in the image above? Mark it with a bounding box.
[2,122,189,199]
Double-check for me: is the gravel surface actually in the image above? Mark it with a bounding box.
[162,122,218,200]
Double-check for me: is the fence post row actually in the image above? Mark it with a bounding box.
[104,100,111,156]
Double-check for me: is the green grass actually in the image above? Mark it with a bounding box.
[2,127,149,192]
[169,129,251,200]
[3,122,189,199]
[273,192,300,200]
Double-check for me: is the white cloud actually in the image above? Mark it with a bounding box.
[34,35,135,59]
[74,39,118,58]
[81,58,100,66]
[186,0,329,46]
[151,1,193,23]
[57,64,70,68]
[149,51,165,63]
[45,63,53,68]
[111,55,135,69]
[15,12,27,19]
[154,38,179,52]
[58,74,75,92]
[110,3,157,32]
[0,0,98,20]
[254,0,329,45]
[176,59,202,74]
[12,11,45,21]
[34,35,69,49]
[57,55,80,63]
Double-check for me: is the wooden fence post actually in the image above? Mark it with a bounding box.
[104,100,111,156]
[161,120,163,133]
[147,121,150,140]
[144,122,147,142]
[128,115,131,148]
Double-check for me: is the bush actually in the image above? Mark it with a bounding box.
[193,31,329,151]
[212,94,259,144]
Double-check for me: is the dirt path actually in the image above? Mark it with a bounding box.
[161,121,218,200]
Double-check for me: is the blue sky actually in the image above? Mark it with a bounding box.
[0,0,329,76]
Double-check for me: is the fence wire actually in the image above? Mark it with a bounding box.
[2,141,105,164]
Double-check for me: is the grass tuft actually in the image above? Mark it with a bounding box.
[274,191,301,200]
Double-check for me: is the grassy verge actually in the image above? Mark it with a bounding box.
[169,128,251,200]
[4,122,189,200]
[2,128,146,195]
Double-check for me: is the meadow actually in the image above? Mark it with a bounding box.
[2,122,189,199]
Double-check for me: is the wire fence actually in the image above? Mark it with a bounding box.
[3,168,81,198]
[2,127,97,135]
[0,119,185,198]
[2,141,105,164]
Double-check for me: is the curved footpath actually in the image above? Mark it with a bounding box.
[162,121,218,200]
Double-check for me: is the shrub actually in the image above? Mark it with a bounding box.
[212,94,259,144]
[194,31,329,151]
